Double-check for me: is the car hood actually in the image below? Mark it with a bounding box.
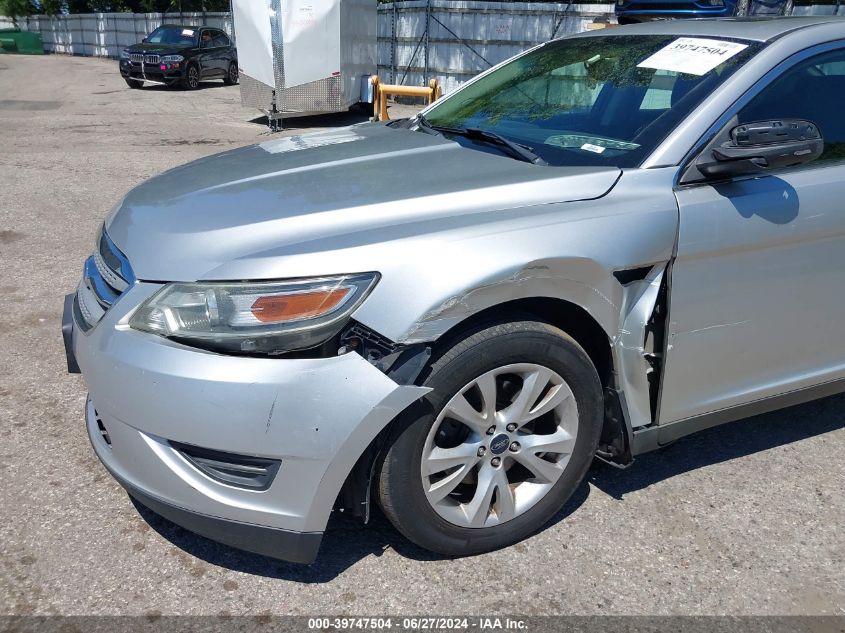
[126,43,192,54]
[105,123,622,282]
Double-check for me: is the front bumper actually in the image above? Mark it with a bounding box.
[65,283,427,563]
[119,59,184,83]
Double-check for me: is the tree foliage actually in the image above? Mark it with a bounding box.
[0,0,35,22]
[2,0,231,15]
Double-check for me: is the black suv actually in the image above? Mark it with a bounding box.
[120,24,238,89]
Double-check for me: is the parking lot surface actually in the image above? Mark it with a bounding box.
[0,54,843,617]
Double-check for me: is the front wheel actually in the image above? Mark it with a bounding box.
[223,61,239,85]
[181,65,200,90]
[124,78,143,89]
[377,320,603,556]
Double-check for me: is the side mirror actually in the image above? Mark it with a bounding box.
[697,119,823,179]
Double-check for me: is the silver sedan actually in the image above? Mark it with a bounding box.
[64,16,845,563]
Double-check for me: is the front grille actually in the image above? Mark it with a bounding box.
[129,53,160,64]
[171,442,281,491]
[75,227,134,331]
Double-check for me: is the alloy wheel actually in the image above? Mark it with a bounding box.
[420,363,579,529]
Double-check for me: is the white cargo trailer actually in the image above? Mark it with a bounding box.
[231,0,377,129]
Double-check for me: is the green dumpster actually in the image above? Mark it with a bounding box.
[0,29,44,55]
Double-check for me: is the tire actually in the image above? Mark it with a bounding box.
[181,64,200,90]
[124,78,143,89]
[223,61,239,86]
[734,0,750,16]
[782,0,793,15]
[376,320,603,556]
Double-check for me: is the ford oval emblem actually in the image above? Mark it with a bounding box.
[490,433,510,455]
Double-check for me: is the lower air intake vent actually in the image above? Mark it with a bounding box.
[94,410,112,447]
[170,442,281,491]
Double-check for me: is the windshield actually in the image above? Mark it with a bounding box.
[146,26,197,46]
[423,34,761,167]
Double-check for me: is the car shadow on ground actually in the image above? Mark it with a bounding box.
[131,482,591,584]
[132,392,845,583]
[138,81,232,92]
[589,392,845,499]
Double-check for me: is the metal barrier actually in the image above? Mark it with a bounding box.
[370,75,442,121]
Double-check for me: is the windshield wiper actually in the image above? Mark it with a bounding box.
[463,128,548,166]
[415,116,547,166]
[413,113,444,136]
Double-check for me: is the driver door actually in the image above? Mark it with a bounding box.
[658,44,845,425]
[197,29,219,78]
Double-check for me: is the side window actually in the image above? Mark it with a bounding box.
[738,48,845,164]
[214,32,231,48]
[200,30,213,48]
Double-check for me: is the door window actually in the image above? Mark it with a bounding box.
[738,48,845,163]
[212,32,231,48]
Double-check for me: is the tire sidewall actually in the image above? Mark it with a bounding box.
[184,65,199,90]
[380,323,603,555]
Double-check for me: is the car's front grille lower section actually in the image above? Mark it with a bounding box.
[129,53,160,64]
[75,227,135,332]
[170,441,281,491]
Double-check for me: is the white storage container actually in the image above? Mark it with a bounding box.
[232,0,377,127]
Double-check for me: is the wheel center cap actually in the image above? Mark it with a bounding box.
[490,433,510,455]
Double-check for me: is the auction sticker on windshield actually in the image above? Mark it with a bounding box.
[637,37,748,76]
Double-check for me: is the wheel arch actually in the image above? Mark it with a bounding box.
[426,296,614,389]
[334,295,624,520]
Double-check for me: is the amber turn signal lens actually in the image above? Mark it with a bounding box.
[250,288,350,323]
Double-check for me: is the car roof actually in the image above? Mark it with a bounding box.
[157,23,205,30]
[573,16,845,43]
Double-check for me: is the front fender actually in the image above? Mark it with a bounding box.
[353,168,679,347]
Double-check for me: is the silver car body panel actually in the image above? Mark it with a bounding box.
[75,281,429,533]
[662,160,845,424]
[70,18,845,559]
[104,125,622,284]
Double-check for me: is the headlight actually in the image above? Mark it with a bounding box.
[161,54,184,62]
[129,273,379,354]
[120,49,130,59]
